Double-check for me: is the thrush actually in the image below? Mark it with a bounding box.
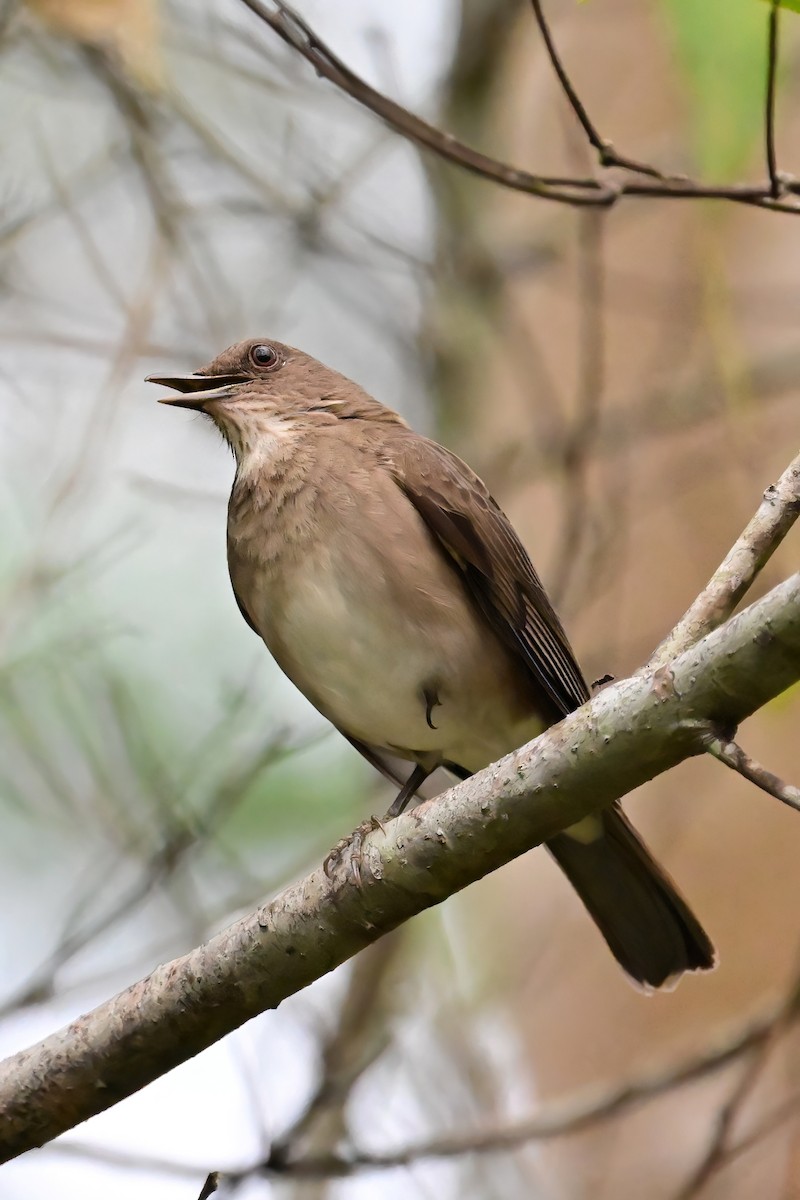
[149,338,716,989]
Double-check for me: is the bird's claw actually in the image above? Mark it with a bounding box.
[323,815,385,888]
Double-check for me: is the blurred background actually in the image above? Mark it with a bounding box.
[1,0,799,1197]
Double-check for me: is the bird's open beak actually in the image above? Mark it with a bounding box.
[146,372,250,409]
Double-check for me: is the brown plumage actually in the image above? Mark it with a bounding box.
[149,338,716,989]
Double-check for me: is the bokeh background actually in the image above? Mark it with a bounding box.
[1,1,799,1197]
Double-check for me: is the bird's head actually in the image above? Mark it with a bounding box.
[148,337,403,462]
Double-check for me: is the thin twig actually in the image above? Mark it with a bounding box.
[250,993,800,1180]
[705,737,800,814]
[267,933,402,1171]
[237,0,800,215]
[766,0,782,199]
[676,966,800,1200]
[648,451,800,668]
[527,0,669,179]
[197,1172,220,1200]
[240,0,602,204]
[550,209,605,606]
[699,1089,800,1190]
[49,988,798,1181]
[483,344,800,501]
[0,729,304,1017]
[677,1043,775,1199]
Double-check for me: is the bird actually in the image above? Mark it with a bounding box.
[149,337,716,989]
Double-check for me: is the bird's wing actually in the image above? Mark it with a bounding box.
[231,584,258,634]
[390,433,590,718]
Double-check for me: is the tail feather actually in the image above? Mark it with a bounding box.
[547,805,716,989]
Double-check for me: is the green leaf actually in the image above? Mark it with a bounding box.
[660,0,769,178]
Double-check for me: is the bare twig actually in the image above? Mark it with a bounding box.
[0,574,798,1161]
[239,0,601,205]
[49,985,799,1182]
[550,210,605,606]
[237,0,800,215]
[676,969,800,1200]
[527,0,668,179]
[482,344,800,504]
[694,1089,800,1192]
[766,0,782,199]
[0,725,305,1017]
[0,240,165,655]
[247,986,800,1180]
[197,1172,220,1200]
[649,451,800,668]
[705,737,800,814]
[267,932,402,1172]
[678,1044,774,1199]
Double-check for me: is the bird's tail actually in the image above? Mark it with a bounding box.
[547,805,716,989]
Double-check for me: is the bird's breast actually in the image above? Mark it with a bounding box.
[228,467,543,772]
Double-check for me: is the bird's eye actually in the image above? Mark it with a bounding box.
[249,344,279,369]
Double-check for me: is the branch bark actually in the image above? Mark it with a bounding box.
[0,572,799,1163]
[649,451,800,666]
[705,737,800,813]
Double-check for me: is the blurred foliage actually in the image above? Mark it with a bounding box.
[660,0,771,178]
[24,0,164,89]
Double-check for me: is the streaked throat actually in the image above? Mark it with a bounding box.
[211,406,301,477]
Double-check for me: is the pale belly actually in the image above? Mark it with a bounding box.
[237,538,543,774]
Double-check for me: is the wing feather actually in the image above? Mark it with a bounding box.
[391,435,589,717]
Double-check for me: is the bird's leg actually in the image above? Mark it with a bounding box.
[323,764,432,887]
[384,763,431,820]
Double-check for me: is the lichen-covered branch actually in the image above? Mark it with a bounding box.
[0,573,798,1163]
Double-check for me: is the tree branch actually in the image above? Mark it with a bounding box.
[649,451,800,667]
[249,971,800,1180]
[46,971,800,1182]
[0,573,798,1162]
[527,0,668,179]
[238,0,601,206]
[197,1172,220,1200]
[675,967,799,1200]
[705,737,800,813]
[267,932,401,1169]
[766,0,782,199]
[237,1,800,215]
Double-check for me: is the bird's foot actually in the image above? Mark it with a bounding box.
[323,815,385,888]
